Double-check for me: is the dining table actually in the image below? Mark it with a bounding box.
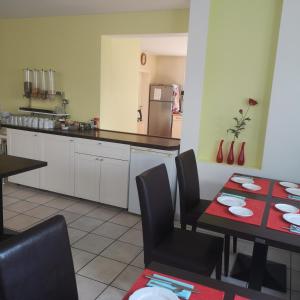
[0,155,47,239]
[124,261,280,300]
[197,173,300,292]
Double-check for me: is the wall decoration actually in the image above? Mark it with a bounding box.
[140,52,147,66]
[226,98,258,165]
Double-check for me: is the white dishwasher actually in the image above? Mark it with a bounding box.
[128,146,178,215]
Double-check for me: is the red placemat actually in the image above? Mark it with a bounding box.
[234,296,249,300]
[224,176,270,196]
[123,269,225,300]
[205,195,266,226]
[267,203,300,234]
[272,181,300,200]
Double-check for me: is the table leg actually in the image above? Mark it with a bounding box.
[248,242,268,290]
[0,178,3,235]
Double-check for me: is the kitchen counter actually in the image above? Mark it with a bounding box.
[2,125,180,151]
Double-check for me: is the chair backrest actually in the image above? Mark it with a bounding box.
[136,164,174,265]
[175,149,200,219]
[0,215,78,300]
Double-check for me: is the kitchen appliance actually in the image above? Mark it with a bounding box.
[128,146,178,215]
[148,84,180,138]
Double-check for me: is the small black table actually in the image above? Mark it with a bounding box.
[0,155,47,238]
[148,262,279,300]
[197,173,300,292]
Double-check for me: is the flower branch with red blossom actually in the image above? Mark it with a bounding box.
[227,98,258,140]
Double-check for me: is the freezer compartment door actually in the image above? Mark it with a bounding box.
[150,85,174,101]
[148,101,172,137]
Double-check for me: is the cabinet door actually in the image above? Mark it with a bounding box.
[7,129,41,188]
[40,134,75,196]
[74,153,101,202]
[99,158,129,208]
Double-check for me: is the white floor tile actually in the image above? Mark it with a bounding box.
[76,274,106,300]
[6,200,39,213]
[119,228,143,247]
[70,216,104,232]
[96,286,126,300]
[24,205,59,219]
[5,214,40,231]
[73,233,114,254]
[87,206,122,221]
[72,248,96,272]
[101,240,142,264]
[93,222,129,239]
[110,212,140,227]
[68,227,88,244]
[78,256,127,284]
[111,265,143,291]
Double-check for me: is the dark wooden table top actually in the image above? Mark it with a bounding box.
[198,173,300,253]
[0,155,47,178]
[149,262,279,300]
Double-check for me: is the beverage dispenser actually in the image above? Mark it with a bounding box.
[23,68,32,98]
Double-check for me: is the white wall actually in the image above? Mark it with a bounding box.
[182,0,300,200]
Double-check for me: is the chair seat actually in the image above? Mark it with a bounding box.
[184,199,211,226]
[152,228,223,276]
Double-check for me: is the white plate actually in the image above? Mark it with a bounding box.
[129,287,179,300]
[231,176,254,184]
[242,183,262,191]
[286,188,300,196]
[279,181,298,188]
[217,196,246,207]
[283,213,300,226]
[275,203,299,214]
[228,206,253,217]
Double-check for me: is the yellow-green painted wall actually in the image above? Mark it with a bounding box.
[100,37,140,133]
[0,10,189,121]
[199,0,282,168]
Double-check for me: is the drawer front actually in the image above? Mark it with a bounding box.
[75,138,130,161]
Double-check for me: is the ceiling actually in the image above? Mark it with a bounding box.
[0,0,190,18]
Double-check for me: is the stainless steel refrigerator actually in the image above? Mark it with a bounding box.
[148,85,174,138]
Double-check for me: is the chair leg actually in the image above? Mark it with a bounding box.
[191,225,197,232]
[215,255,222,280]
[233,236,237,253]
[224,234,230,277]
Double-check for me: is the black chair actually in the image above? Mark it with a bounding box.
[136,164,223,279]
[175,149,237,276]
[0,215,78,300]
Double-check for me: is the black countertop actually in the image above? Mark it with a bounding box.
[2,125,180,151]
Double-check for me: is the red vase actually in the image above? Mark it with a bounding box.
[238,142,246,165]
[227,141,235,165]
[216,139,224,163]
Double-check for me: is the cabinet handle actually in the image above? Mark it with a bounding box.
[98,142,102,145]
[34,134,38,137]
[69,140,74,142]
[95,158,99,161]
[100,158,103,161]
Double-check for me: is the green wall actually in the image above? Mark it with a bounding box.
[0,10,189,121]
[199,0,282,168]
[100,36,140,133]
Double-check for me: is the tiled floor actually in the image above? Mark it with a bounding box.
[2,182,299,299]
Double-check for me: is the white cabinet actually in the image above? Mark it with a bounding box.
[75,153,101,202]
[74,139,130,208]
[7,129,41,188]
[128,146,178,214]
[40,134,75,196]
[100,157,129,208]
